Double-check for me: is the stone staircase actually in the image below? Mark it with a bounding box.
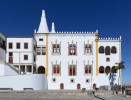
[0,59,19,74]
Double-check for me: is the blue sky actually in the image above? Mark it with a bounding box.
[0,0,130,84]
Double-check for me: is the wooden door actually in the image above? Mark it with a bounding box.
[93,83,96,89]
[77,84,81,89]
[60,83,64,89]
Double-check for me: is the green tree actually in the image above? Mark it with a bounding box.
[116,61,125,70]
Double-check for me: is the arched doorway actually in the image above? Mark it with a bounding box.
[38,66,45,74]
[93,83,96,89]
[60,83,64,89]
[77,84,81,90]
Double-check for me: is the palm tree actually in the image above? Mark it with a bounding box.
[109,73,116,86]
[115,61,125,85]
[116,61,125,70]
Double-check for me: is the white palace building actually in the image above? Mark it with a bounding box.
[0,10,122,90]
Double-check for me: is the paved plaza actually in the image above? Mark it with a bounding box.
[97,95,131,100]
[0,91,98,100]
[0,91,130,100]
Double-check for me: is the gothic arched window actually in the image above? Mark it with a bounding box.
[105,46,110,55]
[111,46,117,54]
[99,66,104,73]
[99,46,104,53]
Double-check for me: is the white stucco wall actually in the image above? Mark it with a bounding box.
[0,48,6,61]
[0,63,18,76]
[4,64,18,76]
[34,34,46,69]
[93,40,121,88]
[34,33,97,90]
[0,63,4,76]
[34,33,122,90]
[0,74,47,90]
[6,38,35,65]
[47,33,97,90]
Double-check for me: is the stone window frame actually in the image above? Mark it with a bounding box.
[84,65,92,75]
[68,64,77,76]
[37,46,46,55]
[52,44,61,55]
[68,43,77,56]
[52,64,61,76]
[84,43,93,55]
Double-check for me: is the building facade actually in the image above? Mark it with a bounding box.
[0,10,122,90]
[6,37,36,74]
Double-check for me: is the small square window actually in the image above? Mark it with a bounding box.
[52,78,56,82]
[86,79,90,83]
[24,43,28,49]
[106,58,110,62]
[70,79,75,83]
[24,55,28,60]
[16,43,20,49]
[9,43,13,49]
[9,52,13,56]
[39,38,43,41]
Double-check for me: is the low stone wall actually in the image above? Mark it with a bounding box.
[95,90,114,96]
[0,74,47,90]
